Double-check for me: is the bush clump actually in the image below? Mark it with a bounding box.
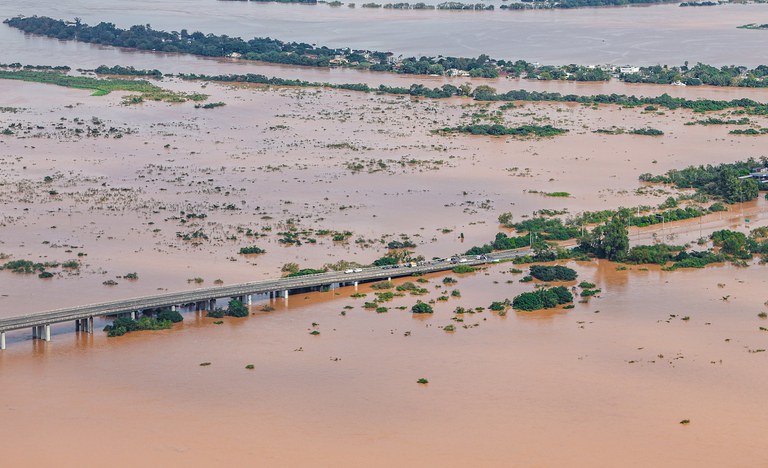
[411,302,434,314]
[156,308,184,323]
[103,316,173,337]
[529,265,577,281]
[226,299,249,317]
[239,246,265,254]
[512,286,574,311]
[452,264,477,274]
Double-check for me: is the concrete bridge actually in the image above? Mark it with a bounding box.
[0,248,532,350]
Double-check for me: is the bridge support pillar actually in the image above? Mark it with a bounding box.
[130,311,136,320]
[88,317,94,334]
[172,305,177,312]
[354,281,358,288]
[387,277,391,282]
[209,299,216,310]
[1,332,5,350]
[247,295,252,306]
[44,324,51,342]
[283,290,288,299]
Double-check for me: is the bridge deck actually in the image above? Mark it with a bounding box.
[0,249,531,333]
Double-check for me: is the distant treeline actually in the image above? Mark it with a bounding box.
[620,63,768,87]
[7,15,768,87]
[168,72,768,113]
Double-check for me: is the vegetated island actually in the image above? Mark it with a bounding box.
[0,67,206,104]
[5,65,768,117]
[434,124,568,137]
[6,16,768,87]
[738,23,768,29]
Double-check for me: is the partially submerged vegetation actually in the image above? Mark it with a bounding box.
[8,16,768,87]
[104,309,183,337]
[640,158,766,203]
[435,124,568,138]
[512,286,574,311]
[0,68,207,104]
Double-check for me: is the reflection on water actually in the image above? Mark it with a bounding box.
[2,2,768,67]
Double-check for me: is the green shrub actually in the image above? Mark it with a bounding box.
[529,265,577,281]
[411,302,434,314]
[239,246,265,254]
[103,316,172,337]
[512,286,573,311]
[226,299,249,317]
[157,309,184,323]
[452,264,477,274]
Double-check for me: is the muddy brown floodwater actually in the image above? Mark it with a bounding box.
[1,68,768,466]
[2,260,768,467]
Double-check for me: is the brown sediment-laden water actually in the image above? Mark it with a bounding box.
[2,10,768,462]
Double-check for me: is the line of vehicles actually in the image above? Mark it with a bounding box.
[342,254,498,274]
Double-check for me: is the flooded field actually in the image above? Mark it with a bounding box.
[2,2,768,464]
[1,78,766,315]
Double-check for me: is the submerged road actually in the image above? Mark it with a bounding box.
[0,248,534,345]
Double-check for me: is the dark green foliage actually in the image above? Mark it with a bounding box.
[579,215,629,261]
[437,124,567,138]
[286,268,327,277]
[95,65,163,77]
[411,302,434,314]
[227,299,250,317]
[528,265,577,281]
[452,264,477,274]
[629,127,664,136]
[103,316,173,337]
[511,218,579,240]
[669,251,725,269]
[465,232,530,255]
[387,240,416,249]
[195,101,226,109]
[640,158,765,203]
[711,230,751,258]
[38,271,54,278]
[512,286,573,311]
[709,202,727,212]
[1,259,49,273]
[624,244,685,264]
[156,308,184,323]
[238,246,265,254]
[372,255,399,266]
[489,300,510,311]
[578,281,596,289]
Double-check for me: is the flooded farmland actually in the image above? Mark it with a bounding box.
[2,2,768,466]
